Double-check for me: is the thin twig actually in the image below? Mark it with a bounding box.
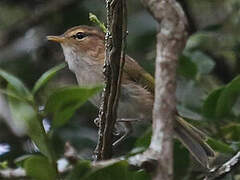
[204,152,240,180]
[0,168,27,179]
[64,142,81,164]
[3,151,240,179]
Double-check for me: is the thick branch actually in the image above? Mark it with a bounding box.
[95,0,127,160]
[128,0,188,180]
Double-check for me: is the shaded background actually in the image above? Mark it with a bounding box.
[1,0,240,179]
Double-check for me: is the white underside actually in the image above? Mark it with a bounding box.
[61,44,152,122]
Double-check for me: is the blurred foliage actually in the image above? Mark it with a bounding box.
[1,0,240,179]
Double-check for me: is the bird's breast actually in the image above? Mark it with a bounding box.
[62,44,153,122]
[61,45,104,85]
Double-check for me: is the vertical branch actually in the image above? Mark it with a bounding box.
[140,0,188,180]
[95,0,127,160]
[94,0,111,161]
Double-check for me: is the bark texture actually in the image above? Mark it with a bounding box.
[141,0,188,179]
[95,0,127,160]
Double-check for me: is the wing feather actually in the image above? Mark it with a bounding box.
[123,56,155,94]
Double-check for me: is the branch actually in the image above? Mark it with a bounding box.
[94,0,127,160]
[0,168,27,179]
[0,0,78,48]
[204,152,240,180]
[128,0,188,180]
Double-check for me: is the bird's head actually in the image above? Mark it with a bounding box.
[47,25,105,66]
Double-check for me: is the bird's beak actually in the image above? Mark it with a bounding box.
[47,35,65,43]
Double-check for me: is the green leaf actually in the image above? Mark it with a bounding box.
[176,78,205,115]
[178,55,198,79]
[216,75,240,117]
[32,63,66,95]
[8,85,54,160]
[85,160,129,180]
[24,155,57,180]
[66,161,92,180]
[185,33,209,50]
[221,123,240,141]
[132,170,151,180]
[15,154,33,167]
[69,160,150,180]
[202,87,224,118]
[185,51,215,75]
[128,127,152,156]
[0,161,8,169]
[0,88,26,102]
[45,85,103,128]
[52,101,84,127]
[207,138,235,154]
[174,141,190,180]
[89,13,107,33]
[0,69,31,99]
[134,127,152,148]
[83,160,150,180]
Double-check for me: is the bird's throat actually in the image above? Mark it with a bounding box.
[61,44,104,87]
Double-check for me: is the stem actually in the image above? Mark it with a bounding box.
[95,0,127,160]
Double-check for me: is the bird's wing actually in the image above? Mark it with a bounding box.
[123,55,155,94]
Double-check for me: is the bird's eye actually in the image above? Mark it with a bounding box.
[73,32,87,40]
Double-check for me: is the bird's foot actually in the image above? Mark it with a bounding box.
[113,122,133,147]
[117,118,139,122]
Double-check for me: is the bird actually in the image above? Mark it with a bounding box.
[47,25,215,168]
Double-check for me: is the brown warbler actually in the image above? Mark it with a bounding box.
[47,25,214,168]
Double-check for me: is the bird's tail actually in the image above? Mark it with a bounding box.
[174,116,215,169]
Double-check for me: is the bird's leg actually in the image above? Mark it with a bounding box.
[117,118,139,122]
[94,117,137,146]
[94,117,138,128]
[113,122,133,147]
[113,118,138,137]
